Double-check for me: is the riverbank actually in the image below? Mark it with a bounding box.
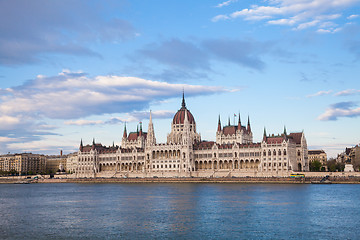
[2,176,360,184]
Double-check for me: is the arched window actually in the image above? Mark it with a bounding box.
[268,150,271,156]
[263,151,266,156]
[284,150,287,156]
[278,150,281,156]
[273,150,276,156]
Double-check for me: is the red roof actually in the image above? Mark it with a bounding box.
[222,125,246,135]
[127,132,147,141]
[288,132,302,144]
[173,108,195,124]
[223,126,236,135]
[266,137,284,144]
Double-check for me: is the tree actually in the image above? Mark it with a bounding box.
[310,160,322,172]
[327,159,337,172]
[327,159,345,172]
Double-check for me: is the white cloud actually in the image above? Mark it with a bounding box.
[64,120,105,126]
[0,70,226,122]
[318,102,360,121]
[306,90,333,98]
[318,107,360,121]
[215,0,237,8]
[212,14,230,22]
[347,14,359,19]
[214,0,360,32]
[0,137,17,143]
[64,110,176,126]
[0,115,21,130]
[334,89,360,96]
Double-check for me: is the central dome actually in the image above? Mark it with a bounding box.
[172,93,195,124]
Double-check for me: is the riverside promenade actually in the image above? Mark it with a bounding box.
[2,172,360,184]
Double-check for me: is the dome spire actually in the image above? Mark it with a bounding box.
[181,90,186,109]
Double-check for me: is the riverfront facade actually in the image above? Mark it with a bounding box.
[72,95,309,178]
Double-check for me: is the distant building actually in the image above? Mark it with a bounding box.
[308,150,327,166]
[0,153,46,175]
[71,94,309,178]
[350,145,360,170]
[65,152,78,174]
[45,155,67,173]
[337,145,360,171]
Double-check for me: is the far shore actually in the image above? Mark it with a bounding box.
[2,175,360,184]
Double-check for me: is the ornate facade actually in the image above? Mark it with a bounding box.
[72,94,309,178]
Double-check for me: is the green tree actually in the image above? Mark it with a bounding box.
[327,159,337,172]
[310,160,322,172]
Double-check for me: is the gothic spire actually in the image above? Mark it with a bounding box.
[238,112,241,129]
[123,122,127,138]
[218,115,221,132]
[247,116,251,132]
[228,116,230,126]
[149,110,153,124]
[283,125,287,136]
[139,122,143,136]
[147,110,156,146]
[263,127,267,141]
[79,139,83,151]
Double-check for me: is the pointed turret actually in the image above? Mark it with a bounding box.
[237,112,241,129]
[123,122,127,138]
[217,115,221,132]
[136,125,139,135]
[139,122,143,136]
[79,139,83,152]
[263,127,267,141]
[112,141,115,148]
[147,110,156,146]
[228,117,230,126]
[247,116,251,133]
[283,126,287,136]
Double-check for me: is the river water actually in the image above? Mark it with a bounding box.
[0,183,359,239]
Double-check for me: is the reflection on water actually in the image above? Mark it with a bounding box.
[1,183,360,239]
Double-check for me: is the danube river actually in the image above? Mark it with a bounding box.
[1,183,359,239]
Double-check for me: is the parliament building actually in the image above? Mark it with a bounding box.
[72,94,309,178]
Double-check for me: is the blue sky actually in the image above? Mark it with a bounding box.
[0,0,360,157]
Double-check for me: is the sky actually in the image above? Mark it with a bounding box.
[0,0,360,158]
